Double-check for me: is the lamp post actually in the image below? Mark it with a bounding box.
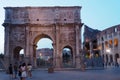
[106,48,111,54]
[39,53,42,59]
[106,48,111,67]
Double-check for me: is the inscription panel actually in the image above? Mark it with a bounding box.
[4,7,81,25]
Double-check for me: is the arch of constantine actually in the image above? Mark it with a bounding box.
[3,6,83,69]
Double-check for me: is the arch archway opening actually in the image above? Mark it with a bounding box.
[115,53,119,61]
[110,55,113,65]
[105,54,108,65]
[62,47,73,68]
[114,38,118,47]
[13,46,24,63]
[34,35,53,68]
[115,53,119,67]
[105,41,108,48]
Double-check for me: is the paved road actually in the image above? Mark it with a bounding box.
[0,67,120,80]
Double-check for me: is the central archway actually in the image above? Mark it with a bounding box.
[32,34,54,68]
[35,35,53,68]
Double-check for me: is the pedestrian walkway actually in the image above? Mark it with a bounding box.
[0,68,120,80]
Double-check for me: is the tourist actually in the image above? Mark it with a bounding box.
[8,64,13,80]
[21,63,27,80]
[27,63,32,78]
[13,62,18,79]
[18,64,22,80]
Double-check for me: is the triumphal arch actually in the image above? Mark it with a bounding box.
[3,6,83,69]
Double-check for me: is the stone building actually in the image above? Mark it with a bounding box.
[97,24,120,67]
[83,25,103,67]
[36,48,53,59]
[36,48,53,67]
[3,6,83,69]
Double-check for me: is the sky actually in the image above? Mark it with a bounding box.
[0,0,120,53]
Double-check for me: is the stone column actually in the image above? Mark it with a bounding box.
[52,43,56,67]
[75,24,81,68]
[89,42,93,54]
[54,24,61,68]
[3,24,11,70]
[25,25,37,68]
[32,44,37,68]
[112,39,116,65]
[28,43,34,67]
[25,25,30,62]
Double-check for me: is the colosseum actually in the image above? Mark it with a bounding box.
[97,24,120,67]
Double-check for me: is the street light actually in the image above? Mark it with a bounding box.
[39,53,42,59]
[106,48,111,54]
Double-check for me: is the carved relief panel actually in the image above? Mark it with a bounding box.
[10,26,25,43]
[60,26,75,44]
[12,32,25,42]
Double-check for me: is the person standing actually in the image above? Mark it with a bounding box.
[13,63,18,79]
[27,63,32,78]
[18,64,22,80]
[8,64,13,80]
[21,63,27,80]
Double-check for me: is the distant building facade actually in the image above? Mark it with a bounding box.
[97,24,120,67]
[36,48,53,60]
[83,25,103,67]
[36,48,53,68]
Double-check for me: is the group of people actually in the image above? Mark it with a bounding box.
[8,62,32,80]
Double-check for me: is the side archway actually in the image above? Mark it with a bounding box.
[62,45,73,68]
[13,46,24,62]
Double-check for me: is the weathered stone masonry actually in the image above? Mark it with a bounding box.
[3,6,83,69]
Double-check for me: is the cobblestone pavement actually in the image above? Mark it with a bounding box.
[0,67,120,80]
